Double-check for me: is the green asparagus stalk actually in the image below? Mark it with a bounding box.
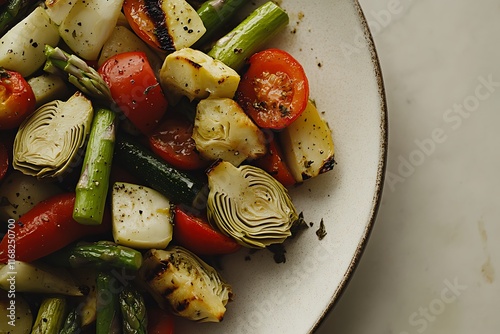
[0,0,32,35]
[96,272,121,334]
[119,286,148,334]
[207,1,289,71]
[59,308,81,334]
[43,45,112,101]
[73,107,116,225]
[45,241,143,271]
[30,296,67,334]
[193,0,247,49]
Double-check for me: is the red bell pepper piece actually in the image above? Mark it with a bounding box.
[0,192,111,263]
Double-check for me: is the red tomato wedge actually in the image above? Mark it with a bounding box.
[98,51,168,135]
[236,48,309,130]
[148,113,209,170]
[0,69,36,130]
[147,304,175,334]
[252,138,296,187]
[123,0,171,52]
[173,206,241,256]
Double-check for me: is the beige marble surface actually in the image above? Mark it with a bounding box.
[316,0,500,333]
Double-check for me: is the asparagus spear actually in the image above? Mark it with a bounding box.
[73,107,116,225]
[43,45,112,101]
[96,271,121,334]
[207,1,289,71]
[59,308,81,334]
[193,0,247,49]
[31,296,67,334]
[45,241,143,271]
[119,286,148,334]
[0,0,33,35]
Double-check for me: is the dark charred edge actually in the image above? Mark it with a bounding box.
[144,0,176,52]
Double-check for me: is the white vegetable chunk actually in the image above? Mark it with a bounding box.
[45,0,78,25]
[160,48,240,101]
[279,100,335,182]
[28,73,70,107]
[192,98,267,166]
[0,6,60,76]
[0,261,84,296]
[98,26,163,73]
[111,182,173,249]
[161,0,206,50]
[59,0,125,60]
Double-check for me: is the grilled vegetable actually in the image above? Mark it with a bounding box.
[31,296,67,334]
[111,182,174,249]
[193,0,247,48]
[206,160,299,248]
[27,73,70,107]
[208,1,289,71]
[44,0,77,25]
[73,107,116,226]
[45,241,143,271]
[0,261,85,296]
[279,100,335,182]
[159,47,240,102]
[0,192,111,263]
[138,247,232,322]
[96,271,121,334]
[192,97,267,166]
[0,289,33,334]
[0,171,62,221]
[44,46,112,101]
[0,0,35,35]
[114,135,206,206]
[12,92,93,179]
[59,308,81,334]
[119,285,148,334]
[0,5,60,76]
[0,68,36,130]
[123,0,206,52]
[58,0,125,60]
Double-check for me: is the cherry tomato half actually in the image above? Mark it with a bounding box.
[147,304,175,334]
[98,51,168,135]
[236,48,309,130]
[148,113,210,171]
[123,0,170,52]
[0,69,36,130]
[252,138,296,187]
[173,206,241,256]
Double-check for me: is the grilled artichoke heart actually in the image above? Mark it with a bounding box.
[13,92,93,178]
[206,161,299,248]
[192,98,267,166]
[138,247,232,323]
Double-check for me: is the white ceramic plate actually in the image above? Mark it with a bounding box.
[177,0,387,333]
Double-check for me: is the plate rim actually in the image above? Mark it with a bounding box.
[311,0,389,331]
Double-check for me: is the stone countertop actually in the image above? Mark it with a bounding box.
[317,0,500,333]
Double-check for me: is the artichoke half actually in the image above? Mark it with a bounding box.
[13,92,93,178]
[206,161,299,248]
[138,247,232,323]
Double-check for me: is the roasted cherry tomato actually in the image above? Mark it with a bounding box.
[147,304,175,334]
[148,113,209,170]
[252,138,296,187]
[98,51,168,135]
[0,69,36,130]
[123,0,168,52]
[173,205,241,256]
[236,48,309,130]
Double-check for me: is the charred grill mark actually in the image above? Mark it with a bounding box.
[144,0,176,52]
[320,156,336,174]
[143,258,169,282]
